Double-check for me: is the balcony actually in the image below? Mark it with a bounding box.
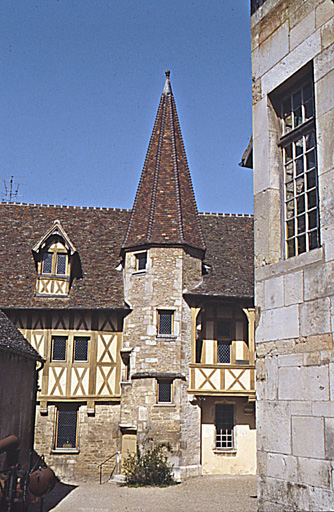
[188,363,255,397]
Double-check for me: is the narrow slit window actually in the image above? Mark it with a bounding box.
[56,254,67,275]
[42,253,53,274]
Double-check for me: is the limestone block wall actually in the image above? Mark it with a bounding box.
[252,0,334,510]
[121,247,202,474]
[34,402,120,484]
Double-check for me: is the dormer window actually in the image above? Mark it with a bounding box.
[33,220,78,297]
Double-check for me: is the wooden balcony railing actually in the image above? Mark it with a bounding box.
[188,363,255,397]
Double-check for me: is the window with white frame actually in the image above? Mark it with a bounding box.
[277,69,320,258]
[215,404,234,449]
[135,252,147,271]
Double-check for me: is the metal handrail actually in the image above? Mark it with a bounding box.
[98,451,121,484]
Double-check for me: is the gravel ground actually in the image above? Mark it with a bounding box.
[41,475,257,512]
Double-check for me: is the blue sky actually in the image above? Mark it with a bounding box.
[1,0,253,213]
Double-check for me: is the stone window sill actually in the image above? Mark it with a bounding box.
[213,449,237,455]
[132,270,147,276]
[154,403,176,408]
[51,448,80,454]
[157,335,177,341]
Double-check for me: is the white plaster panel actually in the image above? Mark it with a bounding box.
[279,365,329,401]
[298,456,332,489]
[261,30,321,95]
[290,10,316,51]
[252,22,289,79]
[292,416,325,458]
[304,261,334,301]
[284,270,303,306]
[256,305,299,342]
[300,297,331,336]
[264,275,284,310]
[267,453,297,481]
[316,69,334,116]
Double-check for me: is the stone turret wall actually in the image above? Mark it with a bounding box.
[121,246,202,475]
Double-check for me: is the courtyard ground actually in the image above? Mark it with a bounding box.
[33,475,257,512]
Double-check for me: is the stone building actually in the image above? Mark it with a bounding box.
[0,310,43,470]
[250,0,334,510]
[0,72,255,482]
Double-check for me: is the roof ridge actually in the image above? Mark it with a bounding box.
[199,212,254,218]
[0,202,132,212]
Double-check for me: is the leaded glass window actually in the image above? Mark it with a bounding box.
[56,409,78,449]
[56,254,67,275]
[158,380,172,403]
[215,404,234,449]
[280,78,320,258]
[42,253,53,274]
[158,311,173,335]
[217,341,231,363]
[74,337,89,361]
[52,336,67,361]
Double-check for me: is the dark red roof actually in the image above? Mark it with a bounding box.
[122,71,205,254]
[0,203,130,309]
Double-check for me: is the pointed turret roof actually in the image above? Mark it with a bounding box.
[122,71,206,255]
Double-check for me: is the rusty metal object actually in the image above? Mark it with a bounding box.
[28,467,56,497]
[0,435,19,455]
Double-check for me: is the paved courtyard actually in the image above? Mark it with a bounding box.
[34,475,257,512]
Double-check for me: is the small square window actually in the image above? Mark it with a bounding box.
[158,310,173,335]
[56,408,78,449]
[74,337,89,361]
[135,252,147,271]
[217,341,231,364]
[52,336,67,361]
[158,380,172,403]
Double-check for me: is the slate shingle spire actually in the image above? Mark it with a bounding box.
[122,71,206,255]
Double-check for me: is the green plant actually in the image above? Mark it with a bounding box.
[123,443,177,487]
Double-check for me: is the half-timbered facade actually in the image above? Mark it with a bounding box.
[0,72,255,482]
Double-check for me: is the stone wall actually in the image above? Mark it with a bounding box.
[34,402,120,484]
[121,246,202,475]
[252,0,334,510]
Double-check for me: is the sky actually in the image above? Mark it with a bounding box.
[1,0,253,214]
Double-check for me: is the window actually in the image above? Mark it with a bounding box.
[74,337,89,361]
[215,404,234,449]
[135,252,147,271]
[52,336,67,361]
[157,380,173,403]
[55,407,78,449]
[158,310,173,335]
[277,72,320,258]
[217,319,232,364]
[42,246,68,276]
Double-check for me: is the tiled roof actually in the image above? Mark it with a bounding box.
[0,204,253,308]
[188,213,254,299]
[0,203,131,309]
[122,71,206,254]
[0,310,42,360]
